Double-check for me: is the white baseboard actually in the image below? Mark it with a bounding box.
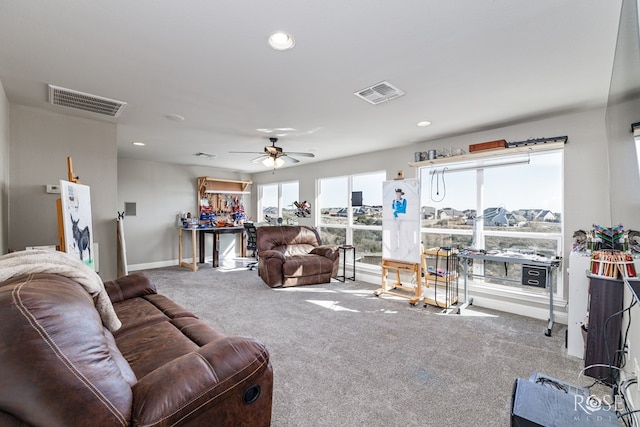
[128,260,176,271]
[128,257,215,272]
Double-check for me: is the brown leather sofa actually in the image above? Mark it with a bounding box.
[0,272,273,426]
[256,225,339,287]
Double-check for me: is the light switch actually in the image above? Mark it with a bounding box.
[46,184,61,194]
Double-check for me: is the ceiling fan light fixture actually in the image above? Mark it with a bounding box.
[262,156,285,168]
[268,32,295,50]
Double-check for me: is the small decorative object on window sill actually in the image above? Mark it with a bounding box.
[294,201,311,218]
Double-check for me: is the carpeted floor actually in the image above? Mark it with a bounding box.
[140,264,600,427]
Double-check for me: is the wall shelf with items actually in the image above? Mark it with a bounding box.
[408,140,565,169]
[196,177,252,226]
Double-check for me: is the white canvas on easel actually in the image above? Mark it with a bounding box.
[60,180,95,270]
[382,178,421,264]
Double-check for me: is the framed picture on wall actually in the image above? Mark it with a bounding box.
[60,180,95,270]
[382,178,421,264]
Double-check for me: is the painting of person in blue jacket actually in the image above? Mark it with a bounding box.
[383,179,420,264]
[392,188,407,250]
[392,188,406,218]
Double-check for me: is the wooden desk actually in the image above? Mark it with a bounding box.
[178,226,246,270]
[198,226,246,268]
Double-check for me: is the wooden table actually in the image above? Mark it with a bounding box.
[198,226,246,268]
[178,226,246,270]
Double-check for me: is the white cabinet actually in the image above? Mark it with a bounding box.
[567,252,591,358]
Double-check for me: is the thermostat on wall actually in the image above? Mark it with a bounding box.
[45,184,61,194]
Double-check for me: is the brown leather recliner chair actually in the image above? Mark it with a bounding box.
[256,225,339,287]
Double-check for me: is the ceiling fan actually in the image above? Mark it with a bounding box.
[230,137,315,169]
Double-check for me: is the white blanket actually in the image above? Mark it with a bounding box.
[0,249,121,332]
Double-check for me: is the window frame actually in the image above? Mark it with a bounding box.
[417,146,565,299]
[258,180,299,224]
[316,170,386,269]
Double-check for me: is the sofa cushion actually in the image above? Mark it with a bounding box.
[104,326,138,387]
[115,319,201,379]
[282,254,335,277]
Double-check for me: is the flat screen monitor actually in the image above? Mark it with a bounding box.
[351,191,363,207]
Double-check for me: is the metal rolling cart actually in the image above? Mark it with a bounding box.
[457,251,562,336]
[422,247,460,312]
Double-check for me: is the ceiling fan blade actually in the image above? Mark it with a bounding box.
[229,151,264,154]
[285,152,315,158]
[281,155,300,163]
[250,155,269,163]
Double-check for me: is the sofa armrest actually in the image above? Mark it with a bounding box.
[131,336,272,426]
[309,245,339,261]
[104,273,157,303]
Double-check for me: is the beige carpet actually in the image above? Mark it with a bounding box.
[140,264,601,427]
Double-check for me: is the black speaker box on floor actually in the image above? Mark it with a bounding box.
[511,377,619,426]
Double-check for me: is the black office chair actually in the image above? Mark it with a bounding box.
[244,223,258,270]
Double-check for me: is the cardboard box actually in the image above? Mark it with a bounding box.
[469,139,507,153]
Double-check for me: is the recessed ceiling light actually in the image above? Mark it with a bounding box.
[165,114,185,122]
[268,32,295,50]
[132,141,145,146]
[417,121,432,127]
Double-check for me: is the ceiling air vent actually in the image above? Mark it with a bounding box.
[354,81,405,105]
[194,152,217,159]
[48,84,127,118]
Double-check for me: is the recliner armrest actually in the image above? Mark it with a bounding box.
[104,273,157,303]
[131,336,272,426]
[258,249,286,262]
[309,246,339,260]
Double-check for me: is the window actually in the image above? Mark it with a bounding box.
[318,171,385,266]
[259,181,299,224]
[318,176,348,225]
[419,149,563,296]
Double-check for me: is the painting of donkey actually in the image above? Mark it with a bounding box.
[70,214,91,261]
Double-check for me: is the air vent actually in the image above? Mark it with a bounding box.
[48,84,127,118]
[354,81,405,105]
[194,152,217,159]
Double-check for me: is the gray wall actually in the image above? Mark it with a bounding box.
[8,105,118,279]
[117,157,252,269]
[0,80,8,255]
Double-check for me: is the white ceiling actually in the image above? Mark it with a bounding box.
[0,1,625,173]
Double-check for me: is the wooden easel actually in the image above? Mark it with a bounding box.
[56,157,80,251]
[374,259,423,305]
